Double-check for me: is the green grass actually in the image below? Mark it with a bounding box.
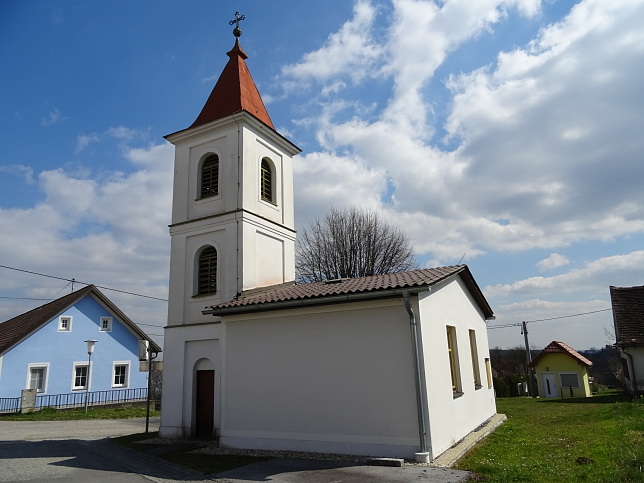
[456,393,644,482]
[0,406,158,421]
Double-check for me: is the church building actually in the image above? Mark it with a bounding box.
[159,20,498,462]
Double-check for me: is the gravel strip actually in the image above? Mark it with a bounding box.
[139,438,430,466]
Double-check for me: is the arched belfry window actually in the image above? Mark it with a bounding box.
[200,155,219,199]
[196,246,217,296]
[260,158,273,203]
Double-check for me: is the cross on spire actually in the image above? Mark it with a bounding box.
[229,11,246,38]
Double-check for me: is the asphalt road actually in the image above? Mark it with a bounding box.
[0,418,474,482]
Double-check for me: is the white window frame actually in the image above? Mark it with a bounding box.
[112,361,130,388]
[26,363,50,393]
[71,361,92,391]
[469,329,482,389]
[100,317,113,332]
[446,325,462,396]
[58,315,73,332]
[560,372,580,389]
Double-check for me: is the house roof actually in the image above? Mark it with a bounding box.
[188,39,274,130]
[528,341,592,368]
[610,285,644,347]
[0,285,161,356]
[204,265,494,318]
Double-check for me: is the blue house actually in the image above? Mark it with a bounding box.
[0,285,161,408]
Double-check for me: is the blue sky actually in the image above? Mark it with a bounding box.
[2,0,643,351]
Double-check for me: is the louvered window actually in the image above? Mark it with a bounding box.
[261,159,273,202]
[200,155,219,199]
[197,246,218,295]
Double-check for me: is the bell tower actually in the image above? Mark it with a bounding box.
[164,19,301,327]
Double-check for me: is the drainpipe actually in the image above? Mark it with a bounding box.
[402,290,431,462]
[625,350,638,397]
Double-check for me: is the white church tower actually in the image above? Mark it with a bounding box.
[160,17,300,438]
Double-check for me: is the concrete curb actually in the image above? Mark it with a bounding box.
[432,413,507,468]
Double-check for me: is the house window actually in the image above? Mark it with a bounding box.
[485,358,493,389]
[446,326,462,395]
[112,362,130,388]
[73,364,89,390]
[196,246,217,295]
[469,329,482,388]
[260,158,273,203]
[560,373,580,389]
[58,316,72,332]
[27,364,49,393]
[200,154,219,199]
[100,317,112,332]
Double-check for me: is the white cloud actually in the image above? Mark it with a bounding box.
[75,133,100,153]
[0,141,174,341]
[537,253,570,270]
[41,108,64,127]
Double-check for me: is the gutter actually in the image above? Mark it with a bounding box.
[402,290,431,463]
[202,286,429,316]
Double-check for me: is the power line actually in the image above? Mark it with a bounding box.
[0,264,168,302]
[487,307,612,330]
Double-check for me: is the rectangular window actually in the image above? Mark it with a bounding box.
[446,326,462,395]
[469,329,482,388]
[27,364,49,393]
[112,362,130,388]
[560,373,580,389]
[485,358,493,389]
[100,317,112,332]
[58,316,72,332]
[72,364,89,390]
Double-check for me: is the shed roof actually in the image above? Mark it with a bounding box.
[610,285,644,347]
[528,341,592,368]
[0,285,161,355]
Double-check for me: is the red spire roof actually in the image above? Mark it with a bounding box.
[190,40,275,129]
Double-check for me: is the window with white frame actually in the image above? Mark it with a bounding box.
[58,315,72,332]
[446,325,462,396]
[469,329,482,388]
[560,373,580,389]
[485,358,493,389]
[100,317,112,332]
[112,362,130,388]
[27,363,49,393]
[72,363,89,390]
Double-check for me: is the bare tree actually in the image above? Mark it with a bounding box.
[296,206,418,282]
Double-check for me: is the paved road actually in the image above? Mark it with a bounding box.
[0,418,474,482]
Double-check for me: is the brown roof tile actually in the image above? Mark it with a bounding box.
[610,285,644,346]
[205,265,494,318]
[529,341,592,367]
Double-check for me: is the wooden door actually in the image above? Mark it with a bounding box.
[195,370,214,438]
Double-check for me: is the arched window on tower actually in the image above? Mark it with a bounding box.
[260,158,274,203]
[200,154,219,199]
[196,246,217,295]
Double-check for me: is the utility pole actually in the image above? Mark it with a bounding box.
[522,321,536,397]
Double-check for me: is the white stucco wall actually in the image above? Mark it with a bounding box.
[159,322,221,439]
[418,277,496,459]
[622,346,644,394]
[219,299,422,458]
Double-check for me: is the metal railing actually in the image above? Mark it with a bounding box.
[0,388,148,414]
[0,397,20,413]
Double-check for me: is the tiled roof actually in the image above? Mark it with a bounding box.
[529,341,592,367]
[610,285,644,346]
[0,285,161,355]
[205,265,494,318]
[189,40,274,130]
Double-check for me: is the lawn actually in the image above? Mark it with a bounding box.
[456,393,644,482]
[0,406,158,421]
